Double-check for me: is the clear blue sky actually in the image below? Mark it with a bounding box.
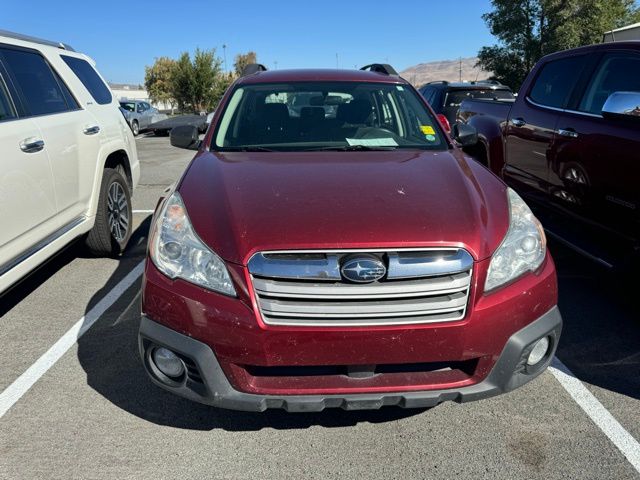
[1,0,495,84]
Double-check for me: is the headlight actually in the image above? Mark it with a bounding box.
[485,188,546,292]
[149,191,236,296]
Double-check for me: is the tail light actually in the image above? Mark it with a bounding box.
[437,114,451,134]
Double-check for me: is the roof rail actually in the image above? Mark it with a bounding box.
[360,64,398,76]
[241,63,268,77]
[0,29,75,52]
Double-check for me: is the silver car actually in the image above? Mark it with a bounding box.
[119,100,158,135]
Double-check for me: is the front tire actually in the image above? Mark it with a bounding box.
[85,168,132,256]
[132,120,140,136]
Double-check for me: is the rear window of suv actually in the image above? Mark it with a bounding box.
[213,81,446,151]
[445,89,514,107]
[62,55,112,105]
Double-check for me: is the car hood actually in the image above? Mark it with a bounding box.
[178,149,509,265]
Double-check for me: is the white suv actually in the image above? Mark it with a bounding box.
[0,30,140,294]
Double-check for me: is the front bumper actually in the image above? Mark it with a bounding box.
[138,306,562,412]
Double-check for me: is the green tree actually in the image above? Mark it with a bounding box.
[170,49,223,113]
[234,51,257,76]
[477,0,640,89]
[213,72,235,108]
[144,57,177,113]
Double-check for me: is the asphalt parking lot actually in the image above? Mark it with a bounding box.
[1,135,638,479]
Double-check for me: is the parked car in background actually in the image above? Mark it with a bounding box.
[137,63,562,412]
[119,99,161,135]
[0,30,139,294]
[147,114,208,136]
[206,110,215,127]
[457,41,640,269]
[419,81,514,128]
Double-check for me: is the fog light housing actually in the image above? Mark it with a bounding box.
[152,347,185,378]
[527,337,550,366]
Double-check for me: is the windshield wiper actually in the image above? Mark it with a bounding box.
[303,145,397,151]
[221,146,276,152]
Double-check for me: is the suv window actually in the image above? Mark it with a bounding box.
[420,86,436,105]
[529,56,587,109]
[445,89,514,107]
[0,47,77,116]
[578,53,640,115]
[61,55,112,105]
[0,75,16,121]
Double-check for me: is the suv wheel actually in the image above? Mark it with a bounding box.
[85,168,132,256]
[131,120,139,136]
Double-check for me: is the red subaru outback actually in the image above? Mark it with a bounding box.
[139,64,562,412]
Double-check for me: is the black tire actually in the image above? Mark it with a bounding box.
[114,163,132,194]
[132,120,140,136]
[85,168,132,257]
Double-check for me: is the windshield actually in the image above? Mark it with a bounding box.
[119,102,136,112]
[213,81,447,151]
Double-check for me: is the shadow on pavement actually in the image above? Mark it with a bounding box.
[76,217,425,431]
[0,244,78,317]
[551,240,640,400]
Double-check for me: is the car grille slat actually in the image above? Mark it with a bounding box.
[248,249,473,327]
[252,271,471,300]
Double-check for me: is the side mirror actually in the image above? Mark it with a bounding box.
[602,92,640,121]
[170,125,201,150]
[451,123,478,147]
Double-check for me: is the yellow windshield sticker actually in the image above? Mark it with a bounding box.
[420,125,435,135]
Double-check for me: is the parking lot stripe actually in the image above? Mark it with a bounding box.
[550,357,640,473]
[133,209,155,214]
[0,261,144,419]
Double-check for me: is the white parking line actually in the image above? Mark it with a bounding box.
[550,357,640,473]
[133,209,155,214]
[0,261,144,419]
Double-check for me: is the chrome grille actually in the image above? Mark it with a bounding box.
[248,249,473,327]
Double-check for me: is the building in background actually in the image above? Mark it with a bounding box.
[603,22,640,42]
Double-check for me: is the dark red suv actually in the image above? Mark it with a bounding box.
[139,64,562,412]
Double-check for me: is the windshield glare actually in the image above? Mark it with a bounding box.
[213,81,446,151]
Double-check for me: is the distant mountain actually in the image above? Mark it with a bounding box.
[400,57,493,87]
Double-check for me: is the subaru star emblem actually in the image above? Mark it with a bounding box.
[340,256,387,283]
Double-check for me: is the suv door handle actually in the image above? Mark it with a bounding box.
[83,125,101,135]
[557,128,579,138]
[19,138,45,153]
[511,118,526,127]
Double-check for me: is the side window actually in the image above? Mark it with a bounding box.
[0,75,16,121]
[136,102,145,113]
[529,56,587,109]
[61,55,112,105]
[0,47,77,116]
[143,102,152,110]
[578,53,640,115]
[421,86,435,105]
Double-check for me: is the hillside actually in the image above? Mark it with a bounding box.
[400,57,492,87]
